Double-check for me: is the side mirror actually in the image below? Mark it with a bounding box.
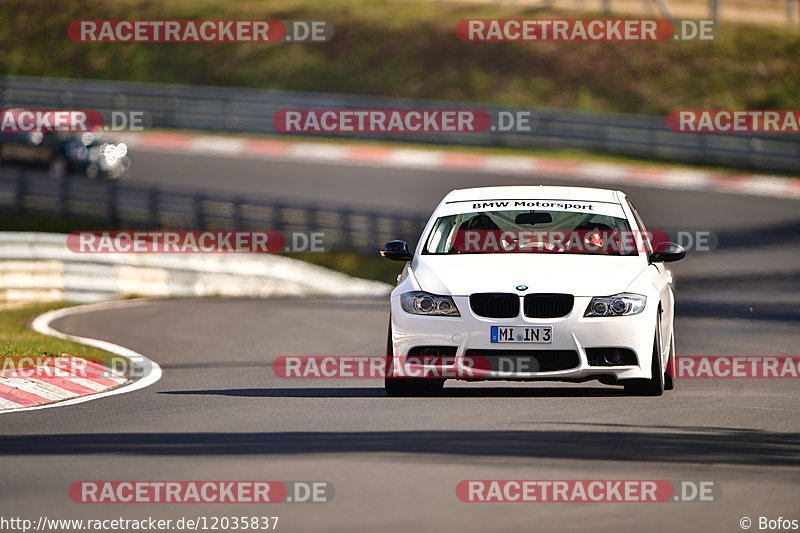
[380,240,413,261]
[649,242,685,263]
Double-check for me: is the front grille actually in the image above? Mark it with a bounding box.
[524,294,574,318]
[469,293,520,318]
[465,349,580,372]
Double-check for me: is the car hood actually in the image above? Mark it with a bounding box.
[411,254,647,297]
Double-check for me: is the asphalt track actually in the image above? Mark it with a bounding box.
[2,150,799,532]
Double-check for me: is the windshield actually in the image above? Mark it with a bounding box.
[424,209,639,256]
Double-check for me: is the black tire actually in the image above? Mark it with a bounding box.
[624,321,665,397]
[664,332,676,391]
[384,325,445,396]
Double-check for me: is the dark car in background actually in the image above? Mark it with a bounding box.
[0,130,130,179]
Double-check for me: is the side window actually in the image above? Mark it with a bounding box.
[626,200,653,254]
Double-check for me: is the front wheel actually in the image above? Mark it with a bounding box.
[624,323,665,397]
[664,331,676,391]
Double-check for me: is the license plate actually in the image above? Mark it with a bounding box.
[490,326,552,344]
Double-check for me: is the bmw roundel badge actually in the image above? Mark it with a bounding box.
[516,285,528,291]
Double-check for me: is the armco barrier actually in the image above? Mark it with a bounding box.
[0,232,391,302]
[1,75,798,173]
[0,168,428,253]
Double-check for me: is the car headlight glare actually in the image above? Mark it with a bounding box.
[103,143,127,166]
[401,291,460,316]
[584,293,646,317]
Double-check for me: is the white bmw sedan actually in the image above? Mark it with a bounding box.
[380,186,685,397]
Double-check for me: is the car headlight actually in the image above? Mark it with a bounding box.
[401,291,460,316]
[584,293,646,317]
[102,143,127,166]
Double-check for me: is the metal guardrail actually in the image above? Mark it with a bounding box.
[1,75,798,173]
[0,169,428,253]
[0,232,390,303]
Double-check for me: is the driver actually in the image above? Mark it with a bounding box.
[572,222,615,253]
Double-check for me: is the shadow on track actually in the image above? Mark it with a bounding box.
[676,300,800,322]
[163,388,387,398]
[160,386,627,398]
[0,428,797,466]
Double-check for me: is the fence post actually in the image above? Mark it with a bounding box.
[371,212,383,253]
[710,0,720,20]
[57,174,70,217]
[232,197,243,230]
[392,214,405,244]
[14,170,27,214]
[272,201,284,232]
[307,205,319,234]
[193,193,205,230]
[148,188,160,228]
[107,180,119,227]
[339,209,352,251]
[655,0,673,18]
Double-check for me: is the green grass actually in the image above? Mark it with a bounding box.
[0,302,125,374]
[0,0,798,115]
[287,251,402,285]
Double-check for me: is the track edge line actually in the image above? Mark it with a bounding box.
[0,299,162,414]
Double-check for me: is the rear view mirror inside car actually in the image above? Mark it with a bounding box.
[514,212,553,225]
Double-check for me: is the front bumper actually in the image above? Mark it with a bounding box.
[389,295,656,382]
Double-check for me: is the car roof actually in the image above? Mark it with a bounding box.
[441,186,623,204]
